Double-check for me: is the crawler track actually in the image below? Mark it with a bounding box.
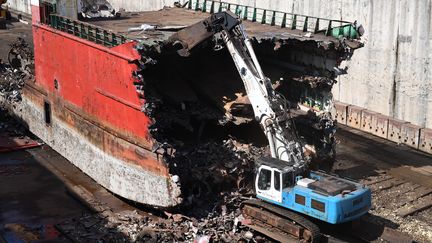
[242,198,321,243]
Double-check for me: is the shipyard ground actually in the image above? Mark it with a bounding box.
[1,116,430,242]
[0,146,88,242]
[2,19,432,243]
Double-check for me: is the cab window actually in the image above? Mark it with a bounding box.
[258,168,271,190]
[274,171,281,191]
[282,172,294,189]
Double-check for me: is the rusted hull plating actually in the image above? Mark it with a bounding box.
[26,1,181,207]
[12,84,181,207]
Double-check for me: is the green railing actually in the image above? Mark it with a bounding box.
[49,14,128,47]
[187,0,359,38]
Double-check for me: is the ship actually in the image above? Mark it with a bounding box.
[6,0,363,208]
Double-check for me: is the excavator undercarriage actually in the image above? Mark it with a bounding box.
[242,199,321,243]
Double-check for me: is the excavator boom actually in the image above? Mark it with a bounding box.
[171,11,306,169]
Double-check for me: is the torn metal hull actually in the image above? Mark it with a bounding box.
[18,2,362,208]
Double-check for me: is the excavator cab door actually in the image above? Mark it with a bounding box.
[255,165,282,203]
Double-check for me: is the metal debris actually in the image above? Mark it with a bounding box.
[55,137,270,242]
[128,24,187,33]
[57,193,263,242]
[0,37,34,103]
[79,0,118,18]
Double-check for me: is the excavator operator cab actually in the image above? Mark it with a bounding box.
[255,157,296,203]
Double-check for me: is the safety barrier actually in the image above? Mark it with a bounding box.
[186,0,359,39]
[49,14,127,47]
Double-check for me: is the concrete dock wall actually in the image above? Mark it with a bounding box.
[8,0,432,128]
[7,0,177,13]
[108,0,177,11]
[6,0,31,14]
[215,0,432,129]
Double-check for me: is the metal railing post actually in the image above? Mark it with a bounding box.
[74,21,79,36]
[103,30,109,46]
[271,11,276,26]
[202,0,207,12]
[112,33,117,46]
[281,13,287,28]
[80,23,85,38]
[210,1,215,13]
[95,28,100,44]
[314,18,320,33]
[291,14,297,29]
[88,26,93,42]
[195,0,199,11]
[325,20,332,36]
[188,0,192,9]
[261,9,267,24]
[303,16,309,32]
[252,8,257,22]
[65,19,70,33]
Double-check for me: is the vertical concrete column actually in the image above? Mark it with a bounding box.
[388,118,408,144]
[347,105,364,129]
[371,114,390,139]
[360,110,378,134]
[419,128,432,154]
[400,124,421,149]
[334,101,348,125]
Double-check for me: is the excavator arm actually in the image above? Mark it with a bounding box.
[171,11,306,170]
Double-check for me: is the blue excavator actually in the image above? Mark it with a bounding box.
[172,11,371,242]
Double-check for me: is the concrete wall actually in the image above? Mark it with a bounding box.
[108,0,177,11]
[210,0,432,129]
[7,0,177,13]
[6,0,31,14]
[8,0,432,128]
[55,0,78,19]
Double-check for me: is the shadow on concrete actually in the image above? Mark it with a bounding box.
[334,125,432,184]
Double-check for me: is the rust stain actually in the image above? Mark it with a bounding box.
[22,84,169,177]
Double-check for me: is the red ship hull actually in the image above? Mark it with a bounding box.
[11,2,182,207]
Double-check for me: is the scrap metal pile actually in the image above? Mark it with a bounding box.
[56,138,270,242]
[0,37,33,103]
[78,0,119,18]
[0,38,39,152]
[57,194,259,242]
